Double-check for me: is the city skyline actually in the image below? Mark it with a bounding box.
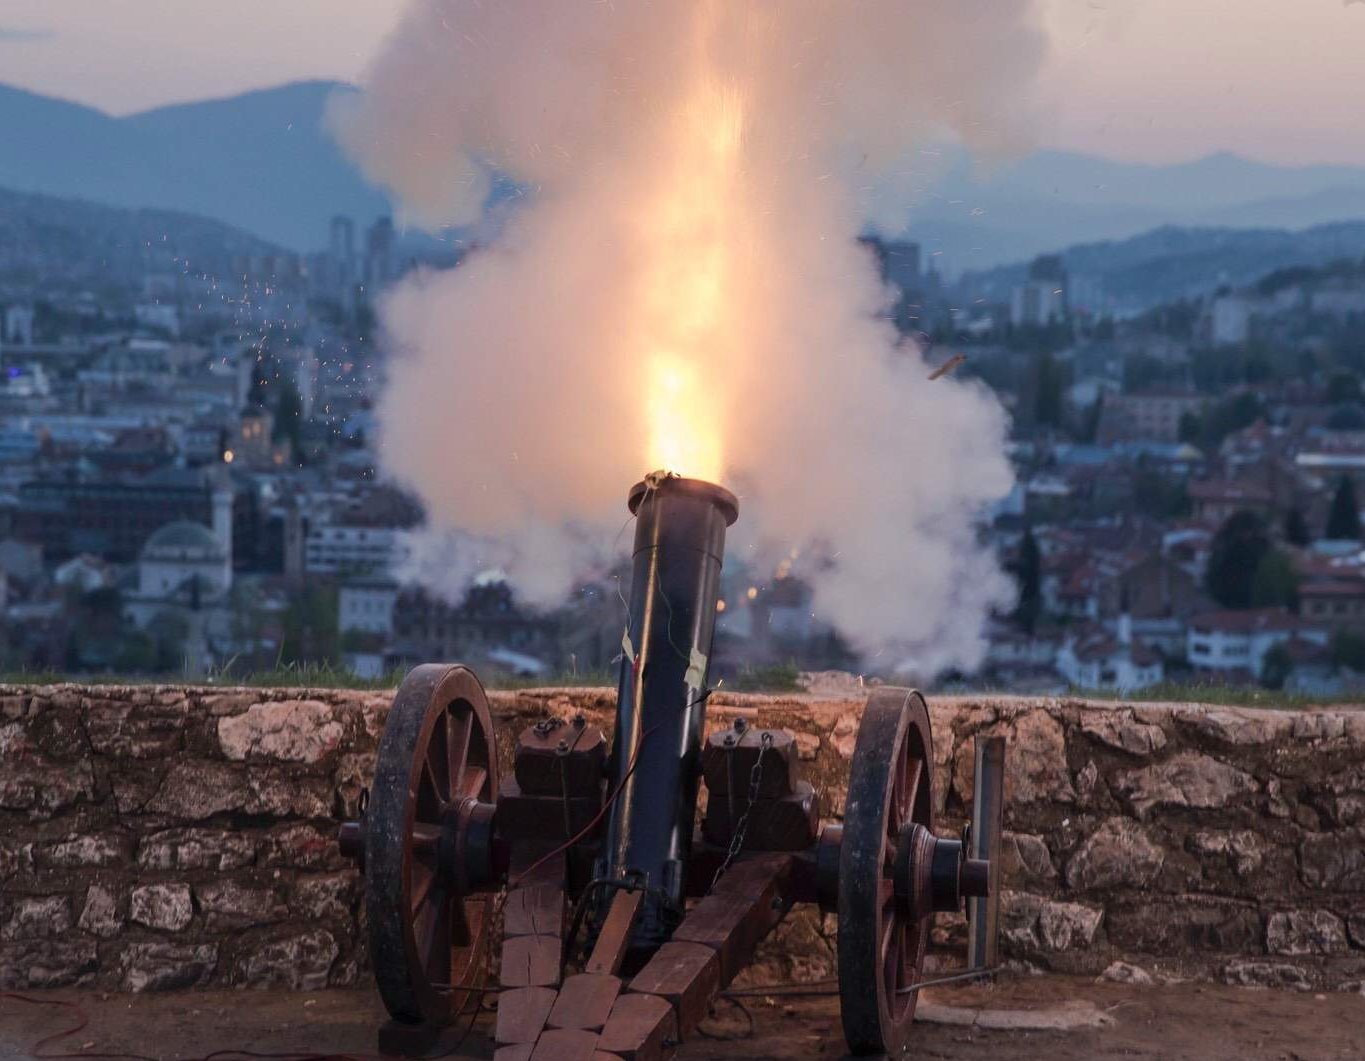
[0,0,1363,167]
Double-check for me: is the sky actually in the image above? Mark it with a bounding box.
[1,0,1364,166]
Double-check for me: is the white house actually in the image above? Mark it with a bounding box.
[1057,618,1164,692]
[1186,609,1329,680]
[339,579,399,636]
[305,524,411,576]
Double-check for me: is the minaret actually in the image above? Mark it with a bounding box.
[209,467,234,589]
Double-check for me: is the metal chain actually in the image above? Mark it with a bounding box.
[711,730,773,891]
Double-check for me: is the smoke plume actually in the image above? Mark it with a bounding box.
[331,0,1047,676]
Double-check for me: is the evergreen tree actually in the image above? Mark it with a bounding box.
[273,379,304,459]
[1033,352,1064,430]
[1205,510,1271,609]
[1284,507,1312,548]
[1325,476,1362,541]
[1251,548,1299,610]
[1260,643,1293,691]
[1013,527,1042,635]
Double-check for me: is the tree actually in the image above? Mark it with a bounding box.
[1327,404,1365,431]
[1284,507,1312,548]
[1251,548,1299,611]
[1205,510,1271,609]
[273,378,304,458]
[1332,630,1365,671]
[1325,476,1362,541]
[1260,643,1293,691]
[280,583,340,665]
[1327,371,1362,405]
[1033,352,1065,430]
[1013,528,1042,635]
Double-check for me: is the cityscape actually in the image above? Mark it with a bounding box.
[4,172,1365,696]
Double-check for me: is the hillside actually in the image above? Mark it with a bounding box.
[0,81,389,251]
[4,80,1365,266]
[959,220,1365,310]
[0,184,287,291]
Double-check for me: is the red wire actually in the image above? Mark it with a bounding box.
[505,715,667,891]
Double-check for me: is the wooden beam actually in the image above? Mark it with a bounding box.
[585,888,644,976]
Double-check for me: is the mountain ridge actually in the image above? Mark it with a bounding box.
[3,80,1365,265]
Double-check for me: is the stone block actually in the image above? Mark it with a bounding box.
[236,928,339,989]
[260,824,346,870]
[1266,910,1348,956]
[218,700,344,764]
[1000,832,1057,886]
[130,883,193,932]
[1220,960,1312,991]
[1177,707,1293,747]
[1114,752,1258,818]
[0,939,98,988]
[1066,818,1164,891]
[137,828,256,871]
[829,713,858,760]
[78,885,124,938]
[1301,832,1365,890]
[0,840,34,879]
[26,704,88,759]
[1080,711,1167,757]
[1,894,72,940]
[1037,900,1104,952]
[120,941,218,991]
[87,699,188,758]
[1100,960,1152,984]
[146,761,331,820]
[44,833,130,868]
[0,752,93,818]
[1188,830,1269,876]
[290,872,355,922]
[1107,898,1262,954]
[196,880,287,930]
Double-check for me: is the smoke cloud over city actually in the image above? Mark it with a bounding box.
[330,0,1047,676]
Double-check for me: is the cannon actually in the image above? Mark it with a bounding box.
[338,474,1006,1058]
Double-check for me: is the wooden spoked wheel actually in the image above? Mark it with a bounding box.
[365,664,498,1025]
[838,688,935,1056]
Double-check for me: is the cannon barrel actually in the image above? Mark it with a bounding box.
[602,474,739,950]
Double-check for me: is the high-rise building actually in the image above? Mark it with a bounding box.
[365,217,397,290]
[1011,255,1070,327]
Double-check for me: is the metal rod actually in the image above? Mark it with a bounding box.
[898,965,1003,995]
[967,735,1006,972]
[602,475,739,951]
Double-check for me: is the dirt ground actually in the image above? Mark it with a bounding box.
[2,975,1363,1061]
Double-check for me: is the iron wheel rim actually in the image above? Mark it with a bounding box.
[838,687,934,1055]
[365,663,498,1024]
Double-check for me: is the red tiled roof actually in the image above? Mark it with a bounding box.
[1189,608,1309,634]
[1187,479,1273,503]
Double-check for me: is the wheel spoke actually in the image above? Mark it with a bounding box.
[899,758,923,832]
[450,895,472,947]
[448,708,474,794]
[426,716,451,801]
[420,891,452,985]
[460,765,489,800]
[410,860,437,914]
[880,911,898,1002]
[417,763,443,822]
[411,822,442,860]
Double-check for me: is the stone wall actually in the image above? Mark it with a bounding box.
[2,685,1363,993]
